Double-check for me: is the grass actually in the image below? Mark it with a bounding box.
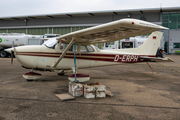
[175,50,180,55]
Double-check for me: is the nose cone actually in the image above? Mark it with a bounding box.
[12,45,42,68]
[5,48,14,53]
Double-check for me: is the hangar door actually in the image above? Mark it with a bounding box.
[169,30,180,54]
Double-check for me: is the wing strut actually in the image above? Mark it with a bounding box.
[52,38,75,68]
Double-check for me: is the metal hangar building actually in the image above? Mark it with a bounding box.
[0,7,180,54]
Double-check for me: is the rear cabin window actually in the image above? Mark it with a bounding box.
[80,45,94,52]
[87,46,94,52]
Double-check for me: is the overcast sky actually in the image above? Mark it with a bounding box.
[0,0,179,17]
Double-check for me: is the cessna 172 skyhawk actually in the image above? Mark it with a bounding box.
[5,18,173,82]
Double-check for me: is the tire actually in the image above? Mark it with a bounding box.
[26,79,33,82]
[57,73,65,76]
[0,50,9,58]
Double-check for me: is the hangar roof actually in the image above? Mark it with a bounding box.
[0,7,180,21]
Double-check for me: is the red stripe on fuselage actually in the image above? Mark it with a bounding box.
[16,52,155,63]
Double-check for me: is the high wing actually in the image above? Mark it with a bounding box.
[56,18,168,44]
[52,18,168,68]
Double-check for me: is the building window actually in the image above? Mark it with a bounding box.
[162,13,180,29]
[174,43,180,48]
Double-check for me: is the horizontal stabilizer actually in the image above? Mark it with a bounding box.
[139,57,174,62]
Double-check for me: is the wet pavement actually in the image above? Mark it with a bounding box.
[0,55,180,120]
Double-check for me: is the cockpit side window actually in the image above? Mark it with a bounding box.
[60,43,78,52]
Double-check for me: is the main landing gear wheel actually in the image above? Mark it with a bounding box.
[57,70,65,76]
[26,79,34,82]
[57,72,65,76]
[23,70,42,81]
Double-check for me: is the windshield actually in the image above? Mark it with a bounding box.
[43,38,58,48]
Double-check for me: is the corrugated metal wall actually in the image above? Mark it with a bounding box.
[0,26,90,35]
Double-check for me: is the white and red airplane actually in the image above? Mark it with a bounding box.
[5,18,173,82]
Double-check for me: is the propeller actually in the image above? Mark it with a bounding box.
[11,41,14,64]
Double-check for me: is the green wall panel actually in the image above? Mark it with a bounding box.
[53,26,90,35]
[27,28,48,35]
[8,29,26,33]
[0,29,7,33]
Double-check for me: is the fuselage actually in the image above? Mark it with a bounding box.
[4,30,164,72]
[9,43,150,71]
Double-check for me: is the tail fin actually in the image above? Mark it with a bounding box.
[106,31,163,56]
[136,31,163,55]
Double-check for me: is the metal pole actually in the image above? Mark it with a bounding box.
[74,43,77,82]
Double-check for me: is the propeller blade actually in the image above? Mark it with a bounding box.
[11,50,14,64]
[11,41,14,64]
